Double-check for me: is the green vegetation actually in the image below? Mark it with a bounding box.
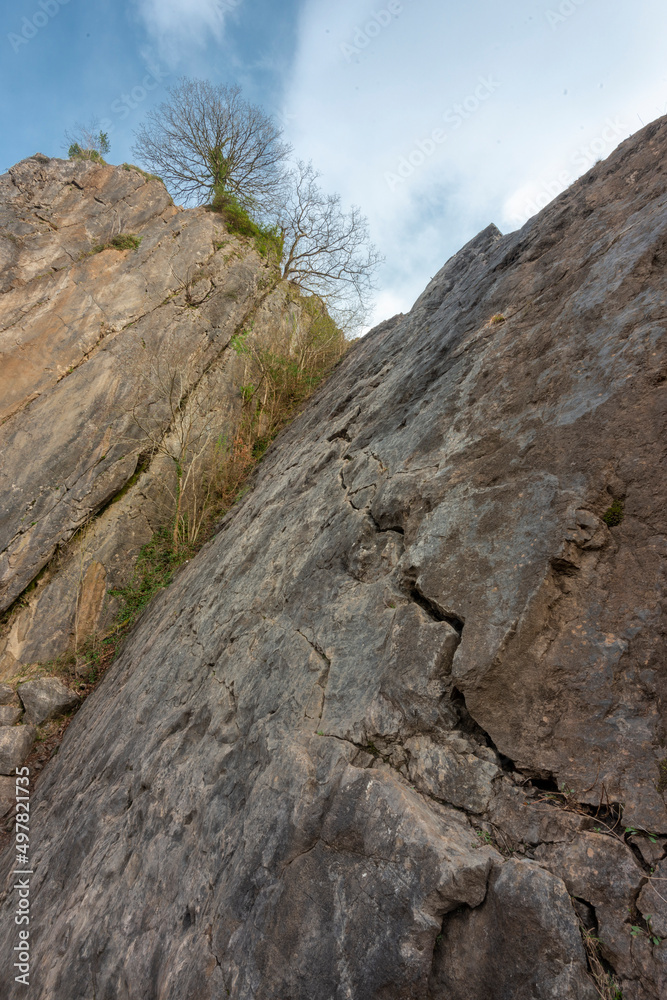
[580,926,624,1000]
[602,499,624,527]
[92,233,143,254]
[209,186,283,261]
[490,313,506,324]
[109,528,189,633]
[122,162,165,185]
[27,293,346,706]
[91,302,345,661]
[109,233,143,251]
[657,758,667,794]
[67,127,109,163]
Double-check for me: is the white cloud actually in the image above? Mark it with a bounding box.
[135,0,236,63]
[282,0,667,331]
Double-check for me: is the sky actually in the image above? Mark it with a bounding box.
[2,0,667,329]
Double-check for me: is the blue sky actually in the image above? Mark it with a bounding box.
[2,0,667,328]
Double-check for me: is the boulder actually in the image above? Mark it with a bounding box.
[0,683,17,704]
[0,726,35,775]
[17,677,80,725]
[0,703,21,726]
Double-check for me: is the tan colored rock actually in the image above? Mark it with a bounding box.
[74,560,107,642]
[0,156,325,676]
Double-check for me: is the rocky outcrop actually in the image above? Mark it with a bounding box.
[0,155,319,678]
[0,118,666,998]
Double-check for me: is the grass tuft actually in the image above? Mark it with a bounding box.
[602,499,624,528]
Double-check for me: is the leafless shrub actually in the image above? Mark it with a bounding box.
[275,160,383,330]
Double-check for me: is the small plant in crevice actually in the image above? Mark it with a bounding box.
[490,313,506,325]
[602,499,624,527]
[92,233,143,254]
[108,527,190,635]
[580,924,624,1000]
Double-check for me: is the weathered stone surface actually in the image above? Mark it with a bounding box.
[630,833,667,866]
[0,117,666,997]
[0,725,35,775]
[0,704,21,726]
[0,776,14,818]
[0,156,325,674]
[487,780,586,847]
[406,734,499,812]
[638,858,667,936]
[430,859,596,998]
[536,833,644,974]
[17,677,80,724]
[74,560,107,644]
[0,684,16,705]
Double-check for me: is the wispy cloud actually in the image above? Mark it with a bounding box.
[283,0,667,330]
[135,0,235,62]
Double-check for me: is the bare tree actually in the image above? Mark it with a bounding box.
[64,118,110,162]
[275,161,383,329]
[131,78,290,208]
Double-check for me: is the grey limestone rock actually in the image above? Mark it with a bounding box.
[430,859,597,999]
[0,726,35,775]
[0,704,21,726]
[0,684,17,705]
[17,677,80,725]
[0,776,15,817]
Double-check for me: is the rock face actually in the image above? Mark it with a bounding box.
[0,155,318,677]
[0,118,666,998]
